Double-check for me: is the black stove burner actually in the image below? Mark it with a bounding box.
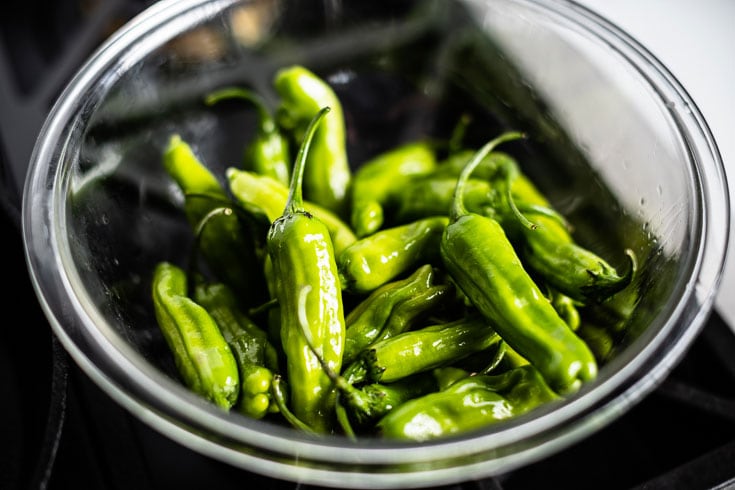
[1,2,735,489]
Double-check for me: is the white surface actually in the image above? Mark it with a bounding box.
[575,0,735,327]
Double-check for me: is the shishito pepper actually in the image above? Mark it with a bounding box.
[205,86,291,186]
[337,216,449,295]
[151,262,239,409]
[342,316,502,386]
[267,106,346,433]
[274,65,351,216]
[349,141,437,237]
[162,134,268,308]
[439,131,598,395]
[227,168,357,255]
[194,281,279,418]
[343,264,454,364]
[376,365,559,441]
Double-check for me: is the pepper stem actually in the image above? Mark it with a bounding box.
[450,131,525,222]
[284,106,331,216]
[204,87,276,134]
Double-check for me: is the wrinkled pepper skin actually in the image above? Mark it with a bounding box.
[440,132,598,395]
[376,365,558,441]
[471,153,634,304]
[151,262,240,409]
[338,216,449,294]
[342,316,501,386]
[205,87,291,186]
[274,65,351,216]
[343,264,453,364]
[267,107,346,433]
[194,281,280,418]
[162,134,268,307]
[350,141,437,237]
[227,168,357,255]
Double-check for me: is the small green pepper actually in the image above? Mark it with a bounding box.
[342,316,502,386]
[227,168,357,255]
[440,132,598,395]
[205,86,291,186]
[392,175,496,225]
[338,216,449,295]
[267,107,346,433]
[151,262,240,409]
[274,65,351,216]
[343,264,453,364]
[350,141,437,237]
[376,365,559,441]
[162,134,268,308]
[194,281,280,418]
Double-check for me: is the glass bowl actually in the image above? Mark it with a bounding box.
[22,0,730,488]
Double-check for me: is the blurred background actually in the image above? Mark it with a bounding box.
[1,1,733,489]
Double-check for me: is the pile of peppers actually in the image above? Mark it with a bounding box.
[150,65,636,442]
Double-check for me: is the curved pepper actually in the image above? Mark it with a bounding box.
[376,365,559,441]
[392,176,496,224]
[338,216,449,295]
[267,107,346,433]
[342,316,502,386]
[343,264,453,364]
[274,65,351,216]
[439,132,598,395]
[205,86,291,186]
[151,262,240,409]
[162,134,268,308]
[194,281,280,418]
[350,141,437,237]
[227,168,357,255]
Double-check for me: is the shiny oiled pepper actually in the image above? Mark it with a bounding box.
[162,134,268,308]
[227,169,357,255]
[342,316,502,386]
[151,262,239,409]
[338,216,449,295]
[274,65,351,216]
[205,87,291,186]
[350,141,437,237]
[440,131,598,395]
[343,264,453,364]
[475,152,635,304]
[376,365,559,441]
[267,107,346,433]
[392,176,495,224]
[193,281,279,418]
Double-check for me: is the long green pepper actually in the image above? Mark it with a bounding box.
[151,262,240,409]
[266,106,346,433]
[439,131,598,395]
[274,65,351,216]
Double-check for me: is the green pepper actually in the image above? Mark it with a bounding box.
[205,87,291,186]
[467,152,636,304]
[342,316,502,386]
[338,216,449,295]
[440,131,598,395]
[267,106,346,433]
[193,281,280,418]
[376,365,559,441]
[227,168,357,255]
[274,65,351,216]
[392,175,495,224]
[151,262,239,409]
[350,141,437,237]
[343,264,453,364]
[162,134,268,308]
